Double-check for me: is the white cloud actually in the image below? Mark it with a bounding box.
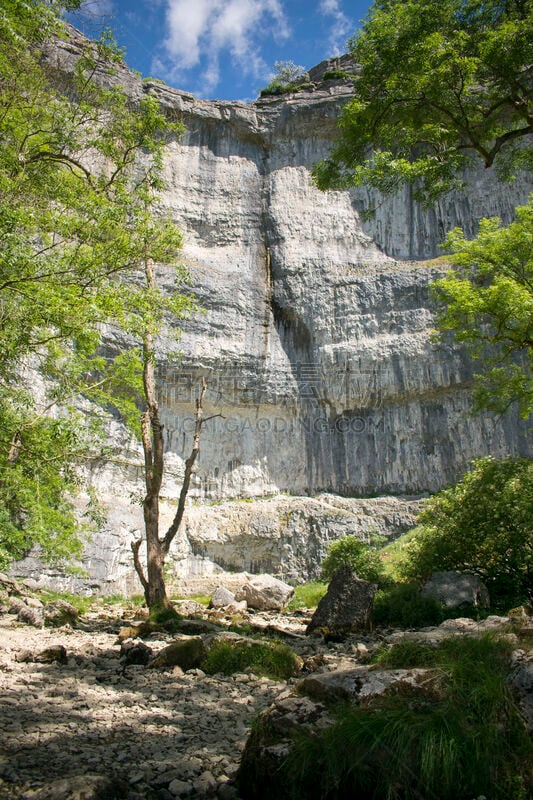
[153,0,289,96]
[318,0,352,56]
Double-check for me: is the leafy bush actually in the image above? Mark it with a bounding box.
[284,635,532,800]
[320,536,389,586]
[259,60,308,97]
[373,582,447,628]
[147,604,182,632]
[400,457,532,603]
[322,70,352,81]
[203,640,299,680]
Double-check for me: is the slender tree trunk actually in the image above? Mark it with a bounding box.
[131,259,208,608]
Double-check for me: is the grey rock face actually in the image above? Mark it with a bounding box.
[421,571,490,609]
[12,33,530,595]
[306,565,377,636]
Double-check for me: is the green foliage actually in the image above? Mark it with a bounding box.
[313,0,533,202]
[400,457,533,603]
[286,582,328,611]
[320,536,389,586]
[371,639,438,668]
[38,589,93,615]
[0,1,192,568]
[285,634,532,799]
[433,198,533,417]
[148,603,183,627]
[203,640,299,680]
[322,70,352,81]
[260,60,307,97]
[378,528,420,581]
[373,582,447,628]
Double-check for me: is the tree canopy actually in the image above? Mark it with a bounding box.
[399,457,532,602]
[0,0,190,569]
[313,0,533,203]
[432,198,533,417]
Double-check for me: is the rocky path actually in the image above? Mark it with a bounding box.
[1,598,530,800]
[0,613,295,800]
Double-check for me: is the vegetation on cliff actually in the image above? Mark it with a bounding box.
[313,0,533,202]
[0,0,195,606]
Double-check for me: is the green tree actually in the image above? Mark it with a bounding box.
[260,60,307,97]
[313,0,533,203]
[320,535,388,586]
[399,457,532,602]
[432,198,533,417]
[0,0,192,581]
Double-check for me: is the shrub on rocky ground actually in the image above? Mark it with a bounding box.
[202,640,300,680]
[268,635,532,800]
[399,457,532,606]
[320,535,389,586]
[373,582,446,628]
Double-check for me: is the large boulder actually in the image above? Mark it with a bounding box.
[44,599,79,627]
[235,574,294,611]
[149,637,206,670]
[511,650,533,734]
[421,571,490,609]
[238,666,442,800]
[210,585,248,613]
[306,565,377,638]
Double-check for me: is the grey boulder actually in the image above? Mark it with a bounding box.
[421,571,490,609]
[235,574,294,611]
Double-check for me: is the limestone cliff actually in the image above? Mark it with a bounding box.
[14,34,531,594]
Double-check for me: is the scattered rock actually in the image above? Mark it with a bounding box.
[149,637,206,670]
[210,587,248,614]
[298,666,443,704]
[306,565,377,638]
[24,596,44,609]
[117,624,143,642]
[421,571,490,609]
[16,645,68,663]
[235,575,294,611]
[44,600,79,627]
[210,586,237,608]
[174,600,207,617]
[22,774,122,799]
[120,639,153,666]
[17,605,45,628]
[8,596,27,615]
[168,778,193,797]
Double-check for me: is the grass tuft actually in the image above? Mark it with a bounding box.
[203,640,299,680]
[284,633,532,800]
[287,582,327,611]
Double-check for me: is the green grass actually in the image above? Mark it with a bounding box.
[170,593,211,607]
[37,590,93,615]
[147,604,183,632]
[371,639,438,669]
[378,528,420,580]
[286,582,327,611]
[282,634,532,800]
[202,640,300,680]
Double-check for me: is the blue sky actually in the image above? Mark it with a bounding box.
[68,1,372,101]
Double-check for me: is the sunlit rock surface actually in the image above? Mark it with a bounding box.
[13,35,531,594]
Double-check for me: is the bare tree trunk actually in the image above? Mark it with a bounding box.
[131,256,207,608]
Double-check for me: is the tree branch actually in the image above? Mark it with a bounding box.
[162,377,207,555]
[130,538,148,592]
